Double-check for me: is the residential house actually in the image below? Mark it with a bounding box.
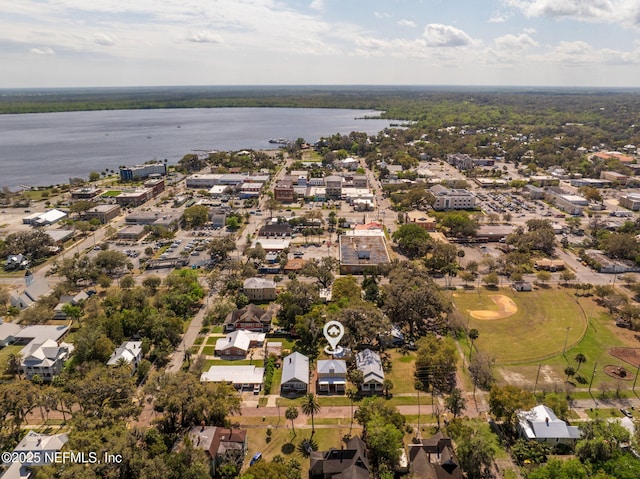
[107,341,143,370]
[356,349,385,394]
[1,430,69,479]
[200,365,265,393]
[309,436,370,479]
[10,279,51,310]
[53,291,89,320]
[20,339,74,381]
[224,304,274,332]
[214,330,265,359]
[0,321,23,347]
[280,352,309,396]
[517,404,581,445]
[187,425,248,476]
[4,254,29,271]
[316,359,347,394]
[408,431,463,479]
[243,278,277,301]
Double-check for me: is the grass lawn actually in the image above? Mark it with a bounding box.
[242,425,350,474]
[493,302,638,389]
[201,346,215,356]
[205,336,218,345]
[203,359,264,368]
[102,190,121,197]
[386,351,418,394]
[193,337,204,345]
[453,288,586,364]
[586,408,624,419]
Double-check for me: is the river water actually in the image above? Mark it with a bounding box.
[0,108,393,189]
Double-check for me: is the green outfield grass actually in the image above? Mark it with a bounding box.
[453,288,587,364]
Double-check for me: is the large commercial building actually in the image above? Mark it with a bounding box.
[119,163,166,181]
[85,204,121,224]
[430,185,476,211]
[619,193,640,211]
[339,230,391,274]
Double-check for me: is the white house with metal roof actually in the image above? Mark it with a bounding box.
[20,339,74,381]
[280,352,309,396]
[200,365,265,393]
[107,341,143,370]
[517,404,581,445]
[356,349,385,394]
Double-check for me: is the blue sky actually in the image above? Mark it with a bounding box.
[2,0,640,88]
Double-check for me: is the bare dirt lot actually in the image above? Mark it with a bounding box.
[468,294,518,320]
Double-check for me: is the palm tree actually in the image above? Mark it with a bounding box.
[574,353,586,372]
[564,366,576,382]
[285,406,299,437]
[468,329,479,359]
[301,393,321,435]
[383,379,394,399]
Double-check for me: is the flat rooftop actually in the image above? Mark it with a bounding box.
[340,234,390,266]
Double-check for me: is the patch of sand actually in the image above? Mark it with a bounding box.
[468,295,518,320]
[498,369,527,386]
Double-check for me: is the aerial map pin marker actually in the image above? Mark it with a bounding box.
[323,320,344,353]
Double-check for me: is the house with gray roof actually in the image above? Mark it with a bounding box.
[1,430,69,479]
[517,404,581,445]
[356,349,385,394]
[20,339,74,381]
[10,280,51,309]
[317,359,347,394]
[280,352,309,396]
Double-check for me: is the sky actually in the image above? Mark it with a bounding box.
[2,0,640,88]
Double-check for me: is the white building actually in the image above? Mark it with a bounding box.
[430,185,476,211]
[200,365,265,392]
[517,405,581,445]
[20,339,74,381]
[280,352,309,395]
[107,341,143,370]
[356,349,385,394]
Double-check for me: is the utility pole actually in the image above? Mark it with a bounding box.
[533,363,542,395]
[588,362,597,394]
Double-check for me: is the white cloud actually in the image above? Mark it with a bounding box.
[494,33,538,50]
[94,33,115,46]
[397,19,416,28]
[186,31,224,44]
[423,24,473,48]
[374,11,391,19]
[503,0,640,28]
[535,40,638,64]
[489,15,508,23]
[30,47,55,55]
[310,0,324,11]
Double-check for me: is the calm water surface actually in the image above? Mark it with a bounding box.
[0,108,393,189]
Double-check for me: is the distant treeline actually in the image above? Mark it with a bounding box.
[2,86,640,134]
